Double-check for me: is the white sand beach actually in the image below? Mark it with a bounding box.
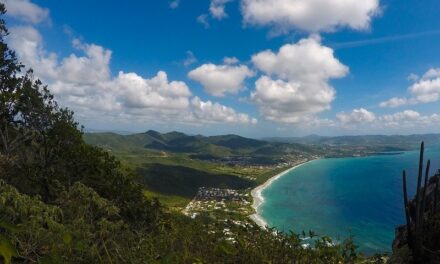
[249,159,315,229]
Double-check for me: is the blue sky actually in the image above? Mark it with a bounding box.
[4,0,440,137]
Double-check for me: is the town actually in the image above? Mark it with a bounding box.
[183,187,253,223]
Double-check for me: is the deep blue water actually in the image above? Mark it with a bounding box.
[259,145,440,254]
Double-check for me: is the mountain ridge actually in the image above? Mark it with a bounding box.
[84,130,312,159]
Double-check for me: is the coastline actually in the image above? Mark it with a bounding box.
[249,159,316,229]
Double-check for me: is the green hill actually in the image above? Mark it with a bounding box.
[84,131,309,200]
[84,130,316,158]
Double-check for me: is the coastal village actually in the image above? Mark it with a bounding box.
[183,187,253,222]
[183,157,314,227]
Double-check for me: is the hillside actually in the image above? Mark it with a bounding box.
[84,131,318,201]
[84,130,315,159]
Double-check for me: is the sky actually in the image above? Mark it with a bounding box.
[3,0,440,137]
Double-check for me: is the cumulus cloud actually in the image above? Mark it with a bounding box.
[409,69,440,103]
[3,0,49,24]
[8,26,257,126]
[328,108,440,132]
[210,0,232,20]
[379,97,408,108]
[9,26,111,95]
[378,110,440,128]
[241,0,380,33]
[8,26,46,69]
[379,110,420,124]
[336,108,376,126]
[251,76,335,123]
[197,0,233,28]
[422,68,440,79]
[407,73,419,81]
[191,97,257,124]
[252,36,348,82]
[223,56,239,64]
[114,71,192,110]
[188,63,254,97]
[250,37,348,123]
[380,68,440,108]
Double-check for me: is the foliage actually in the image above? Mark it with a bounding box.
[394,142,440,263]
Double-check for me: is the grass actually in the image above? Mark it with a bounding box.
[143,189,190,209]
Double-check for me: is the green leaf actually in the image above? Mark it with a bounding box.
[0,236,18,264]
[0,220,19,233]
[217,241,237,255]
[62,233,72,245]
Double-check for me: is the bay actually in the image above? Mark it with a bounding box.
[259,144,440,254]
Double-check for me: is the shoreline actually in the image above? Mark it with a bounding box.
[249,159,316,229]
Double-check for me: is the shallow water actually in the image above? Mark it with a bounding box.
[259,145,440,254]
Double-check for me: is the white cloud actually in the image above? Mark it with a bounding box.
[250,37,348,123]
[197,0,233,28]
[223,56,239,65]
[114,71,192,110]
[379,110,420,123]
[328,108,440,132]
[252,36,348,82]
[409,71,440,103]
[379,97,408,108]
[188,63,254,97]
[241,0,380,33]
[251,76,335,123]
[183,50,197,67]
[9,26,111,95]
[422,68,440,79]
[191,97,257,124]
[407,73,419,81]
[336,108,376,125]
[210,0,232,20]
[377,110,440,128]
[197,14,210,28]
[8,26,45,67]
[4,0,49,24]
[380,68,440,108]
[169,0,180,9]
[8,26,257,126]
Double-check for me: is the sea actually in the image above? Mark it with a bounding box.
[258,144,440,254]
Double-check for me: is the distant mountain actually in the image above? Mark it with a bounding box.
[85,131,440,162]
[265,134,440,148]
[84,128,135,135]
[84,130,315,159]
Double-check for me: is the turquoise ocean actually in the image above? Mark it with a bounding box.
[259,144,440,254]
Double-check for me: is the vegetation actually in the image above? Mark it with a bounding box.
[84,132,302,205]
[391,142,440,263]
[84,130,315,160]
[0,5,386,263]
